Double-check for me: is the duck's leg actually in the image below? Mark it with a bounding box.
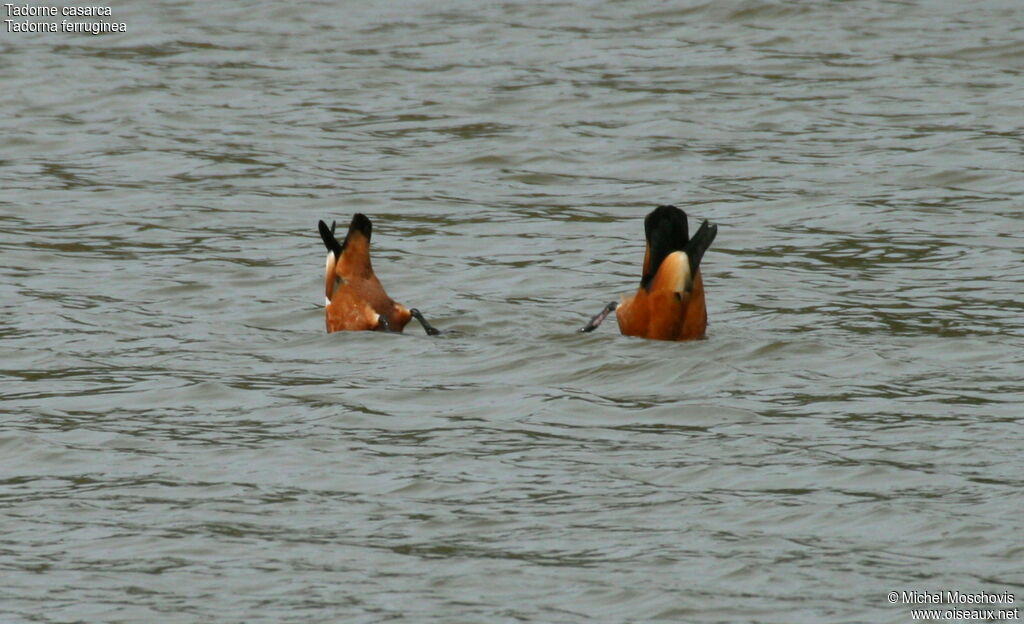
[578,301,618,333]
[409,308,441,336]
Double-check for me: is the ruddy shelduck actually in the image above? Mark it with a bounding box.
[319,214,439,335]
[580,205,717,341]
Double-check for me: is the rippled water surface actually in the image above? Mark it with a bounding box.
[2,1,1023,622]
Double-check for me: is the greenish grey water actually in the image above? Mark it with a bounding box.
[2,1,1022,622]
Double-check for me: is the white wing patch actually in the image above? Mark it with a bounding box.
[664,251,693,293]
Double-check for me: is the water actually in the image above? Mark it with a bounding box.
[2,1,1022,622]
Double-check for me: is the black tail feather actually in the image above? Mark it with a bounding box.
[685,219,718,278]
[318,220,343,257]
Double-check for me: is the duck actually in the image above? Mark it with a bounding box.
[319,214,439,335]
[579,205,717,341]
